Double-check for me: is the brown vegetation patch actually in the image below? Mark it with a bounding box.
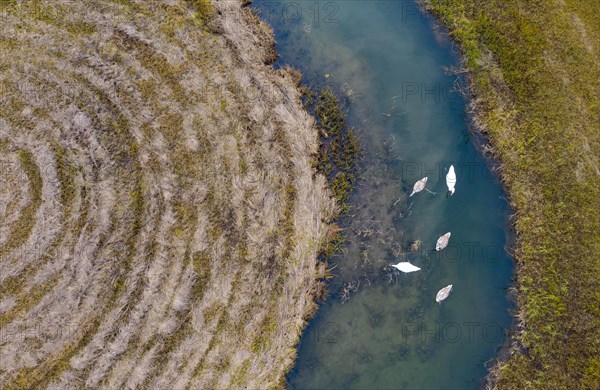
[0,0,336,388]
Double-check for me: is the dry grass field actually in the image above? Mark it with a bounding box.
[0,0,338,388]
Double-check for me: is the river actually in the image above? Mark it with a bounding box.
[254,1,515,388]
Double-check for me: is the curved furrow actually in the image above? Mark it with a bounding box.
[156,149,246,389]
[76,60,207,390]
[0,146,50,271]
[164,171,245,388]
[0,1,336,387]
[1,54,142,385]
[0,69,93,305]
[50,46,177,388]
[184,100,294,388]
[108,205,214,389]
[76,168,180,386]
[157,184,250,388]
[32,87,150,389]
[51,10,210,383]
[0,140,63,327]
[0,148,32,249]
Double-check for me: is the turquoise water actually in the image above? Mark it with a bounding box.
[255,1,514,388]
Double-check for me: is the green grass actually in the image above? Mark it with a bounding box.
[0,150,43,254]
[424,0,600,387]
[53,144,78,219]
[1,1,97,37]
[190,0,216,22]
[251,315,277,352]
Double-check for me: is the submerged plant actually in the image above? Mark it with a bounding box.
[309,87,361,214]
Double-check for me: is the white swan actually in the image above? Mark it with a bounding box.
[410,177,428,197]
[391,261,421,273]
[446,165,456,195]
[436,284,453,303]
[435,232,451,251]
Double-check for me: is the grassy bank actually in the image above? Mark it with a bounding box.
[423,0,600,387]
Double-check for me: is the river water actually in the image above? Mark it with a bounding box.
[255,1,515,388]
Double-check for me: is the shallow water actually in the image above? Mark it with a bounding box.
[255,1,515,388]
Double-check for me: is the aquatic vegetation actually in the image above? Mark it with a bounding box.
[301,85,362,283]
[411,239,423,252]
[307,88,361,214]
[426,0,600,386]
[386,344,410,363]
[357,351,374,364]
[415,343,435,363]
[368,312,385,329]
[339,280,360,304]
[342,372,361,388]
[330,172,353,213]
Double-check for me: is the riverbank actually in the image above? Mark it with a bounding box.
[423,0,600,387]
[0,0,338,387]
